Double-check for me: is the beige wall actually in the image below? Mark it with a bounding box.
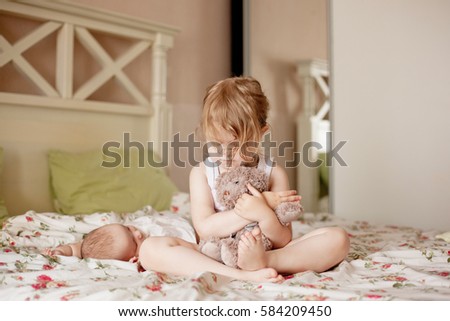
[0,0,329,214]
[249,0,328,190]
[74,0,329,191]
[0,0,231,214]
[71,0,232,192]
[330,0,450,229]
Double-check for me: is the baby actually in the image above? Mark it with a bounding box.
[42,223,145,263]
[41,223,285,283]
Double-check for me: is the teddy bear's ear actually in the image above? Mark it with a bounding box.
[247,168,268,192]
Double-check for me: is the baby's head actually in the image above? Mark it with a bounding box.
[81,223,145,261]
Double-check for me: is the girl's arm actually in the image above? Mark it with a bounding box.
[189,165,252,239]
[262,190,300,210]
[235,165,293,248]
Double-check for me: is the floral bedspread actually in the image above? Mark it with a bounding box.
[1,193,449,300]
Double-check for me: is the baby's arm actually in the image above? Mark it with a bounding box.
[41,241,82,258]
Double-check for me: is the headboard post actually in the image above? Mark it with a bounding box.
[150,33,174,159]
[56,22,74,99]
[296,59,329,213]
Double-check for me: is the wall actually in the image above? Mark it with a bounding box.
[0,0,230,214]
[248,0,328,191]
[0,0,329,214]
[70,0,231,192]
[84,0,330,196]
[330,0,450,229]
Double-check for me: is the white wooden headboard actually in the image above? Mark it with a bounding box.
[296,59,330,213]
[0,0,178,214]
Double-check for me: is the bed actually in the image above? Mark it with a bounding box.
[1,193,449,300]
[1,0,449,302]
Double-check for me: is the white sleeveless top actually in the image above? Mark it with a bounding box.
[205,155,274,211]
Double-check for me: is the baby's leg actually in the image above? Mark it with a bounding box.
[138,236,284,283]
[266,227,350,274]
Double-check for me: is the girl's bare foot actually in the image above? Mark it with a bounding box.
[241,267,284,283]
[237,227,267,271]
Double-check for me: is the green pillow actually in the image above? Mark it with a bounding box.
[0,147,9,223]
[48,149,177,215]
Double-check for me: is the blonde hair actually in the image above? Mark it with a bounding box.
[200,77,269,147]
[81,225,118,259]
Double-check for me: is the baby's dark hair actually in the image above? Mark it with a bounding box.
[80,225,117,259]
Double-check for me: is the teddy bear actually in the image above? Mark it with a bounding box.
[199,166,303,268]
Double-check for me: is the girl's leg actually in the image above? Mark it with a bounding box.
[138,236,284,283]
[269,226,350,273]
[238,226,350,274]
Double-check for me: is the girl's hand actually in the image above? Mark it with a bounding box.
[234,184,273,222]
[262,190,301,210]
